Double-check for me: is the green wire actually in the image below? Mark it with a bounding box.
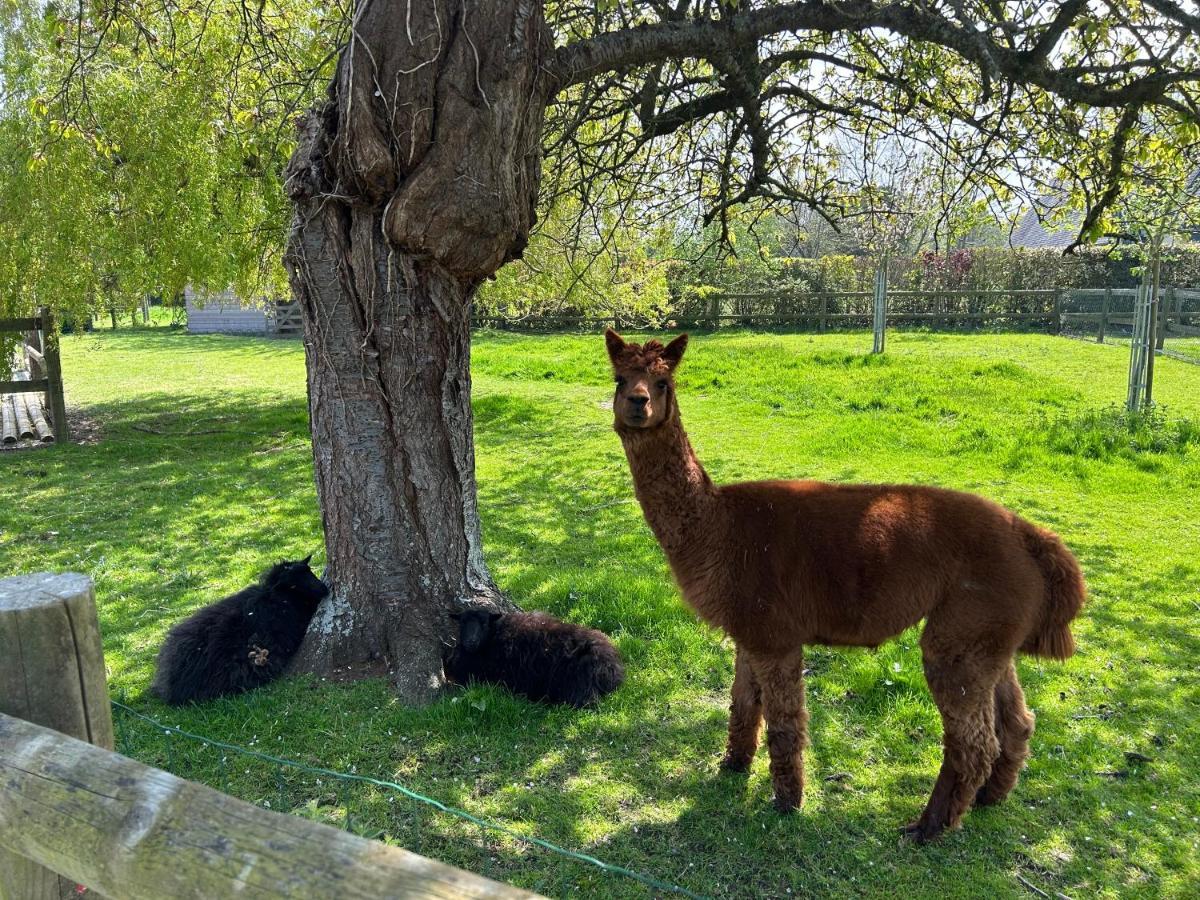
[111,700,708,900]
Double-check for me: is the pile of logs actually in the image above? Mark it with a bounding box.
[0,307,67,446]
[1,391,54,443]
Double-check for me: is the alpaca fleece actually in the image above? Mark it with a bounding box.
[443,609,624,707]
[152,558,329,705]
[605,329,1086,842]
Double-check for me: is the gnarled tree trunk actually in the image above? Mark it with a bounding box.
[283,0,551,702]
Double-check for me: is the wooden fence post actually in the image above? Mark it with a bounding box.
[38,307,70,443]
[1099,287,1111,343]
[0,572,112,900]
[818,294,828,334]
[1052,290,1064,334]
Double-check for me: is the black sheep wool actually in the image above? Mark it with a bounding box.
[443,609,624,708]
[152,557,329,705]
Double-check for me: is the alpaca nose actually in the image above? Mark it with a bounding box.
[628,395,649,409]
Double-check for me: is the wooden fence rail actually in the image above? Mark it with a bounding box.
[0,306,69,442]
[476,288,1066,332]
[0,713,539,900]
[0,573,541,900]
[474,286,1200,338]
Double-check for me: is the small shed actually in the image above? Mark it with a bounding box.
[184,289,302,335]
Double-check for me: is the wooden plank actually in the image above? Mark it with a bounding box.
[1069,288,1139,297]
[0,573,112,900]
[826,312,1051,322]
[40,308,70,443]
[886,288,1057,297]
[0,713,542,900]
[0,317,41,332]
[24,342,45,381]
[0,378,50,393]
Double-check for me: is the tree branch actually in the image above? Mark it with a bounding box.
[548,0,1200,119]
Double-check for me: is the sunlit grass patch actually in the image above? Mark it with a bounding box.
[1,327,1198,898]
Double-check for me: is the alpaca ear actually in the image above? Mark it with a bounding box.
[662,333,688,369]
[488,611,503,623]
[604,328,626,363]
[449,611,462,621]
[302,553,313,565]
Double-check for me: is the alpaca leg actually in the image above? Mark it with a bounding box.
[907,642,1004,842]
[720,647,763,772]
[976,662,1035,806]
[750,650,808,813]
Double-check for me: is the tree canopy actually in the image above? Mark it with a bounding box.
[2,1,1198,317]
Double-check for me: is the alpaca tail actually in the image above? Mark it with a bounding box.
[1019,521,1086,660]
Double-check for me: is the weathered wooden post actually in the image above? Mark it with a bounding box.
[0,572,112,900]
[818,294,828,334]
[708,293,721,330]
[0,713,541,900]
[38,307,70,443]
[1099,287,1111,343]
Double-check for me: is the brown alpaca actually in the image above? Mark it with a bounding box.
[605,329,1085,842]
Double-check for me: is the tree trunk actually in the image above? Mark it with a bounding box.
[283,0,551,702]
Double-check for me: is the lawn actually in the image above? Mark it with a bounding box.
[2,328,1198,898]
[1163,336,1200,364]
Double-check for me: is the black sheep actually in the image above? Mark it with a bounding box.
[443,609,624,708]
[152,557,329,705]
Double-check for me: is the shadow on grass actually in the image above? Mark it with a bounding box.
[6,334,1197,898]
[0,386,321,683]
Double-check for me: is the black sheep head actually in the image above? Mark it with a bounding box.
[262,555,330,609]
[450,608,503,653]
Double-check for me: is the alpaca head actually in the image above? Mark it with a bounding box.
[604,329,688,430]
[262,555,330,607]
[450,608,503,653]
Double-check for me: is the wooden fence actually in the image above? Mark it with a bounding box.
[0,306,68,443]
[474,288,1064,332]
[1058,287,1200,344]
[474,286,1200,339]
[0,572,541,900]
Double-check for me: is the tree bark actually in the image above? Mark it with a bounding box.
[283,0,551,702]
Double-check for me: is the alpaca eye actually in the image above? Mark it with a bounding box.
[656,380,668,390]
[615,376,626,386]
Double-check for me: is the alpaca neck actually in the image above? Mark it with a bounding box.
[618,410,719,562]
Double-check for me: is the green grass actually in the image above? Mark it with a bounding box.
[1163,336,1200,364]
[2,328,1199,898]
[1077,330,1200,365]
